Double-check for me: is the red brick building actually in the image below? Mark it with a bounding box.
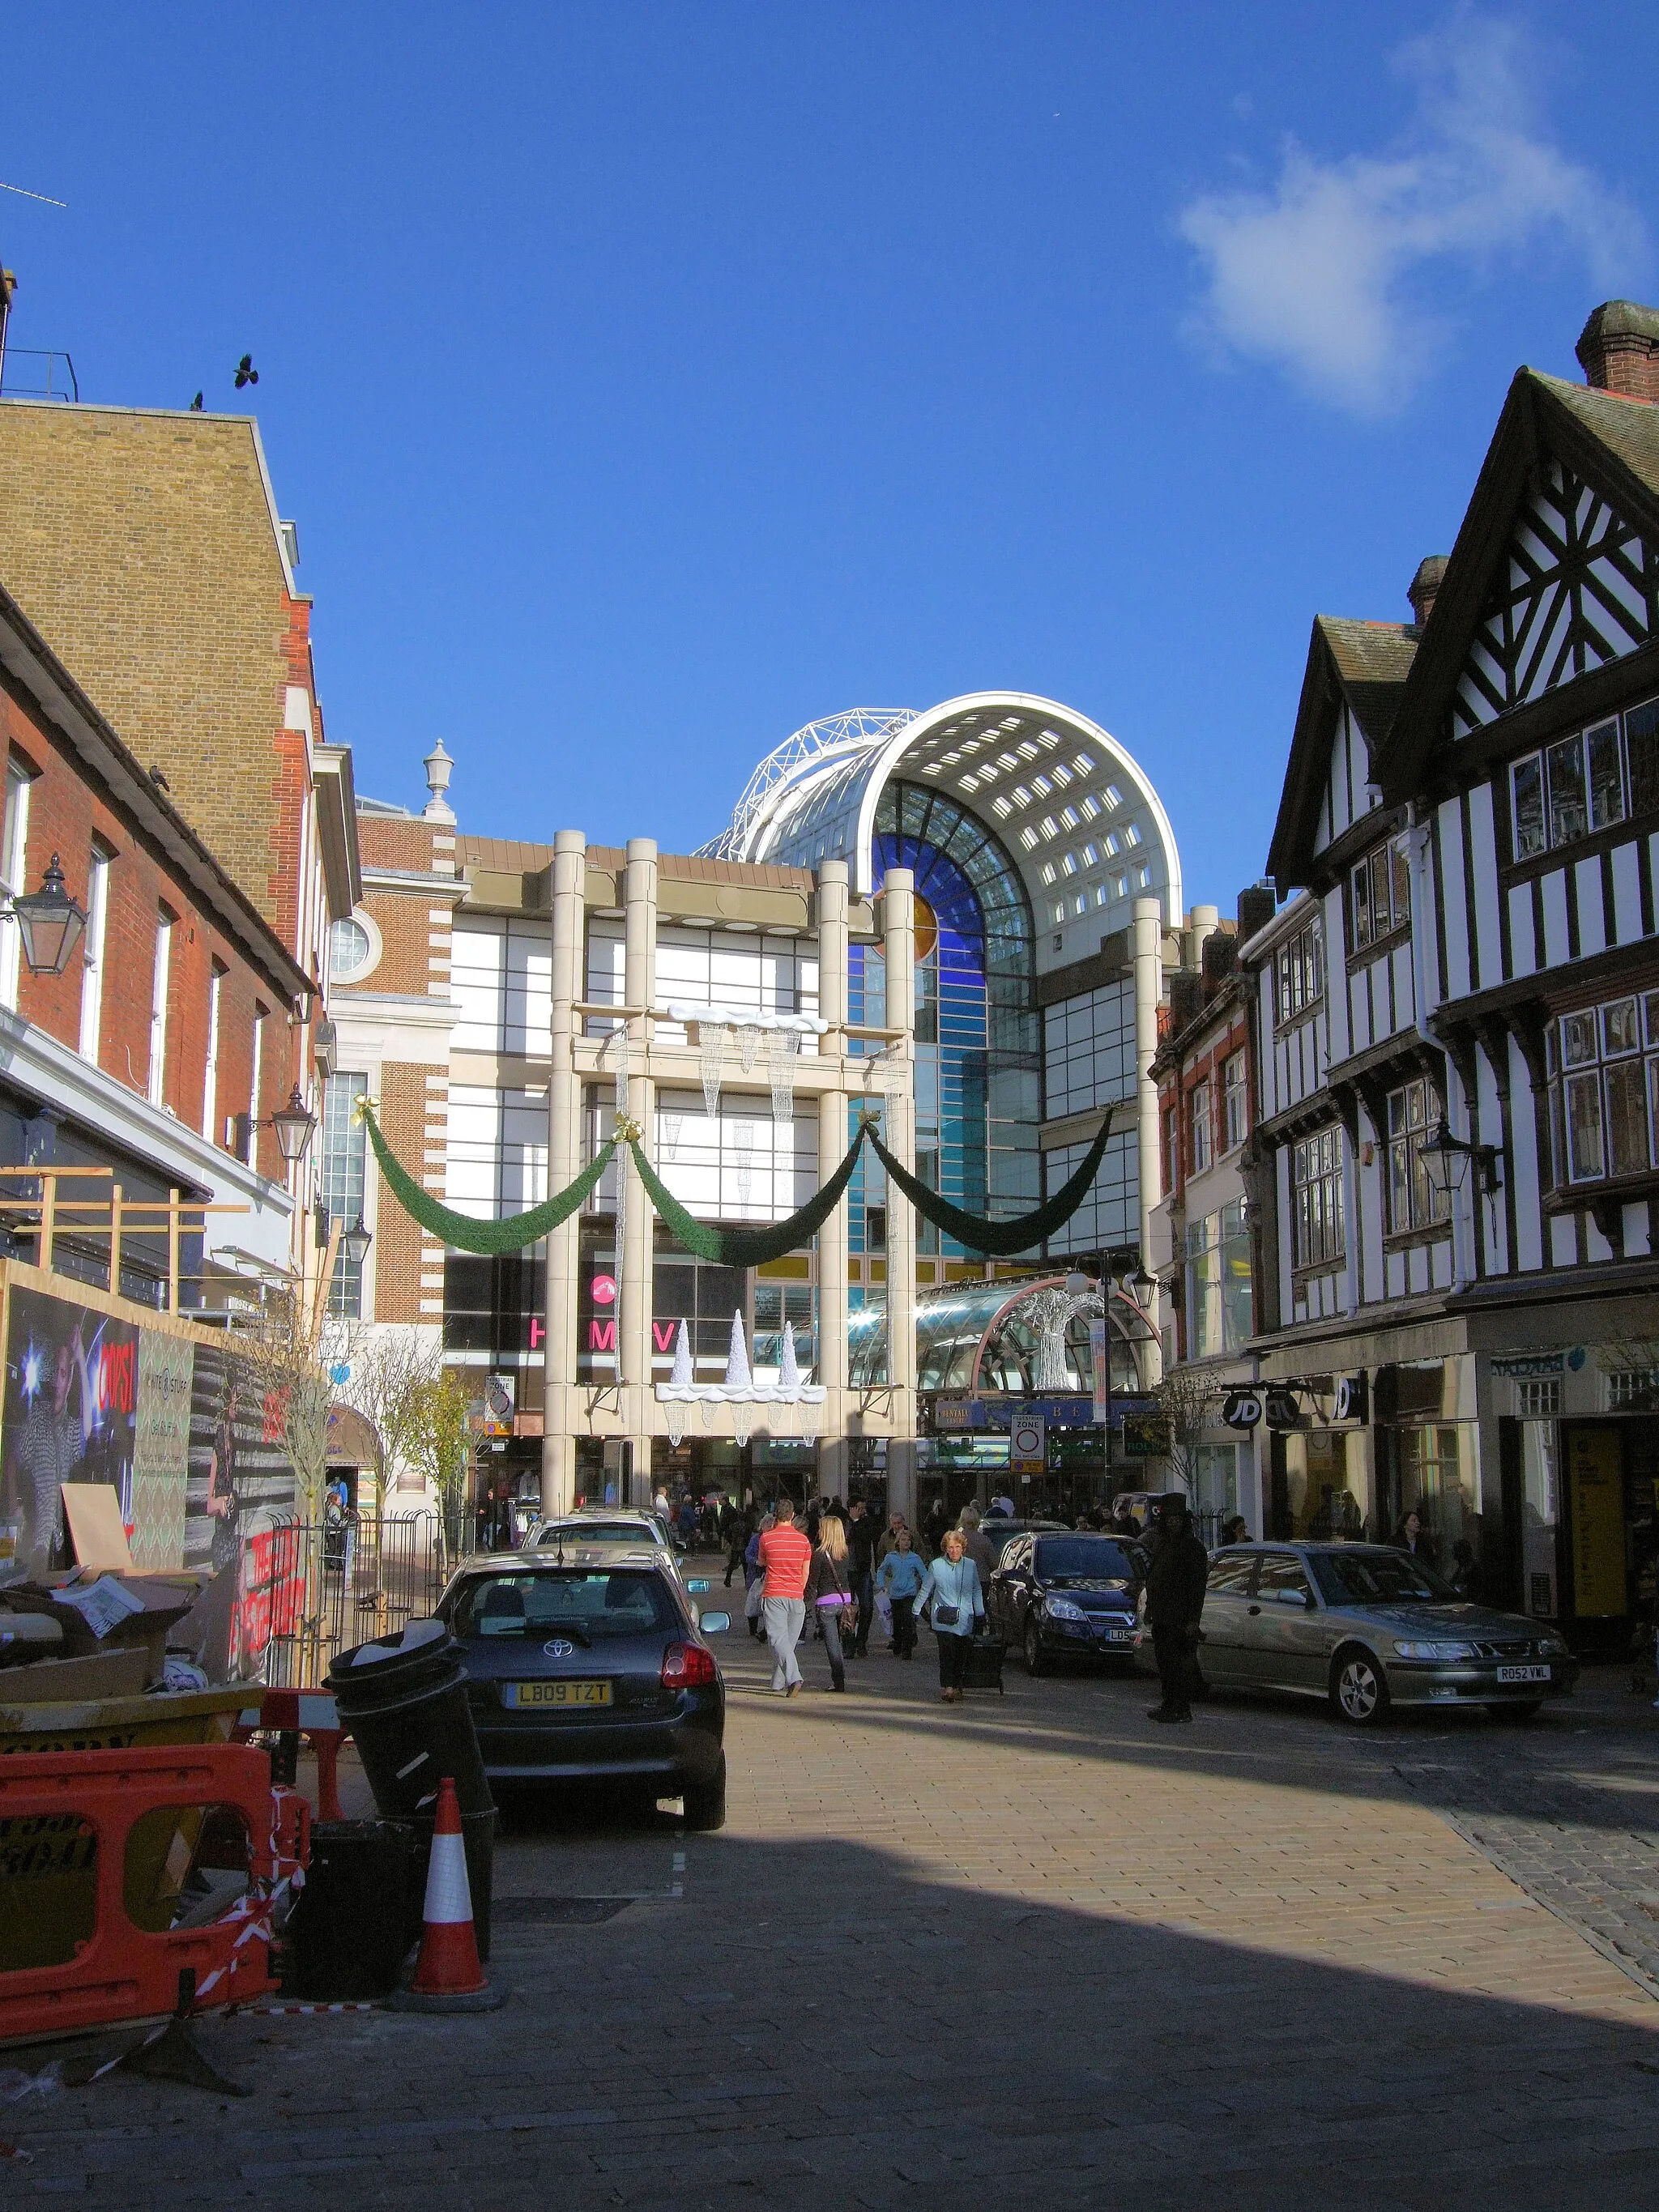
[0,577,317,1293]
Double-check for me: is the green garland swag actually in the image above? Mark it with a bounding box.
[359,1102,617,1257]
[360,1097,1118,1264]
[625,1131,868,1268]
[866,1106,1120,1257]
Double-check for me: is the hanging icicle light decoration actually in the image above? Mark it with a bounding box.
[767,1025,800,1124]
[698,1020,726,1120]
[736,1021,762,1074]
[661,1110,683,1161]
[733,1119,755,1212]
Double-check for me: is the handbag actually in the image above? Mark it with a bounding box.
[932,1559,962,1628]
[744,1577,766,1621]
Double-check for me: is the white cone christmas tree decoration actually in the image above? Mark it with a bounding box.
[664,1319,692,1443]
[778,1321,801,1391]
[723,1312,752,1391]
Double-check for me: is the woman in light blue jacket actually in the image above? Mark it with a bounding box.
[915,1528,986,1703]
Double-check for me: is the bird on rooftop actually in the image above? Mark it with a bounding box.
[235,354,258,389]
[190,392,203,411]
[148,765,170,792]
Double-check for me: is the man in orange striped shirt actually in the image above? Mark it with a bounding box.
[757,1495,813,1696]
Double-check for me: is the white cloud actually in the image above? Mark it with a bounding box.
[1179,14,1648,415]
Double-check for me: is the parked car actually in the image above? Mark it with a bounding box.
[438,1556,731,1826]
[975,1517,1070,1569]
[1172,1542,1578,1726]
[988,1531,1149,1674]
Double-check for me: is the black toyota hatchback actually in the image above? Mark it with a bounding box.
[988,1530,1149,1674]
[437,1557,731,1828]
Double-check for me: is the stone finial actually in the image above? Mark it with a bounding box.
[422,739,455,823]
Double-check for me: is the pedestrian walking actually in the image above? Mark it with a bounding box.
[876,1528,927,1660]
[847,1498,879,1657]
[743,1512,770,1638]
[1144,1493,1210,1724]
[804,1514,855,1691]
[915,1528,987,1703]
[757,1495,814,1696]
[957,1501,996,1587]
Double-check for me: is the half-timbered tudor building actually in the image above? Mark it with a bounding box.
[1247,301,1659,1648]
[1148,886,1275,1541]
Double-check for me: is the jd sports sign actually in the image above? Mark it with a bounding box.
[1264,1388,1302,1431]
[1333,1373,1368,1423]
[1222,1390,1262,1431]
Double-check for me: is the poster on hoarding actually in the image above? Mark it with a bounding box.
[174,1339,300,1682]
[0,1282,296,1678]
[0,1285,139,1579]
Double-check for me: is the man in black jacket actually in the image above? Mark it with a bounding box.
[1144,1493,1209,1723]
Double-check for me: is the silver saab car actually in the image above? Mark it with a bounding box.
[1192,1543,1577,1725]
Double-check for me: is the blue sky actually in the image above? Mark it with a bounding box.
[2,3,1654,906]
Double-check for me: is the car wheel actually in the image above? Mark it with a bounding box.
[682,1755,727,1832]
[1023,1619,1048,1677]
[1487,1699,1542,1723]
[1330,1646,1390,1726]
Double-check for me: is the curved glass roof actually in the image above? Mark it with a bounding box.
[847,1276,1154,1396]
[710,692,1183,976]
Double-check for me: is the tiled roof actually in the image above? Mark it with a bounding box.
[1316,618,1418,749]
[1533,371,1659,498]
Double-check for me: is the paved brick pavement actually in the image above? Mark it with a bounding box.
[8,1597,1659,2209]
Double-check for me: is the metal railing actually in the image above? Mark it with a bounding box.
[0,347,79,401]
[262,1511,450,1689]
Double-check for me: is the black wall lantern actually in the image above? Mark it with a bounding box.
[7,854,87,977]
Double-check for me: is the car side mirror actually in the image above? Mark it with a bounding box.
[697,1611,731,1634]
[1303,1589,1317,1610]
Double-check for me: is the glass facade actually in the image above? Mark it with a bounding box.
[847,782,1038,1258]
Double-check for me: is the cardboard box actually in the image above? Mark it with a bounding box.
[0,1646,150,1703]
[6,1574,201,1681]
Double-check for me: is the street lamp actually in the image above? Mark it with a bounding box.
[342,1216,372,1268]
[6,854,87,977]
[1421,1116,1501,1201]
[270,1085,318,1166]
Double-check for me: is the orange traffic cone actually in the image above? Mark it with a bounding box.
[387,1775,507,2013]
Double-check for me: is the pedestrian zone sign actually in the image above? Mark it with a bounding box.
[1010,1413,1046,1473]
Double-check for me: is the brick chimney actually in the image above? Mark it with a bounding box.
[1576,300,1659,403]
[1408,555,1448,629]
[1236,883,1277,944]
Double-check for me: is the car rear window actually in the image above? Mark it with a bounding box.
[537,1523,661,1547]
[1309,1550,1455,1606]
[1034,1538,1141,1582]
[452,1571,679,1639]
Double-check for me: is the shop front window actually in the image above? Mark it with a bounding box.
[1269,1427,1369,1543]
[1393,1425,1480,1572]
[1191,1443,1238,1548]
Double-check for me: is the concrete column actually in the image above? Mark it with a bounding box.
[542,829,586,1513]
[814,863,850,1498]
[1132,895,1165,1387]
[881,867,918,1521]
[621,837,658,1496]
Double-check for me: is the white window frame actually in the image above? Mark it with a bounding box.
[203,961,224,1140]
[1222,1051,1247,1153]
[0,762,32,1012]
[1189,1080,1213,1174]
[79,844,111,1063]
[247,1006,266,1163]
[147,912,173,1109]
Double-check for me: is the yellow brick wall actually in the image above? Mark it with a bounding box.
[0,403,294,932]
[375,1060,443,1327]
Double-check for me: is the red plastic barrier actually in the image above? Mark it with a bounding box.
[0,1743,309,2046]
[232,1690,347,1822]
